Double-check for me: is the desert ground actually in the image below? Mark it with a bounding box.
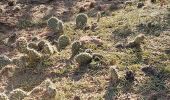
[0,0,170,100]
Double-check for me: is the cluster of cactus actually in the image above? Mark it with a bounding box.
[71,41,83,58]
[74,52,93,66]
[37,40,56,55]
[9,88,28,100]
[76,13,88,29]
[12,37,56,67]
[0,55,12,68]
[57,35,70,51]
[29,78,57,100]
[47,17,64,33]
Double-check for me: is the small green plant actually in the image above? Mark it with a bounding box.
[76,13,88,29]
[74,52,92,66]
[71,41,83,58]
[47,17,64,33]
[58,35,70,51]
[16,37,28,53]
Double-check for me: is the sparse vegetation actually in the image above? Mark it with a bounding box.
[0,0,170,100]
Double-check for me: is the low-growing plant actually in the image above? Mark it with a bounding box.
[74,52,92,66]
[71,41,83,58]
[76,13,88,29]
[58,35,70,51]
[47,17,64,33]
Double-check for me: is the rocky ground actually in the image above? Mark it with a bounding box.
[0,0,170,100]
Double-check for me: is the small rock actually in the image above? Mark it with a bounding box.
[80,36,103,46]
[137,2,144,8]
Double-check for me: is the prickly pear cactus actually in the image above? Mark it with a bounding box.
[58,35,70,51]
[0,55,12,68]
[42,43,55,55]
[47,17,64,33]
[25,48,42,61]
[133,34,145,44]
[76,13,88,29]
[127,34,145,47]
[9,89,28,100]
[71,41,82,58]
[57,20,64,33]
[75,52,92,66]
[16,37,28,53]
[37,40,56,55]
[12,55,29,68]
